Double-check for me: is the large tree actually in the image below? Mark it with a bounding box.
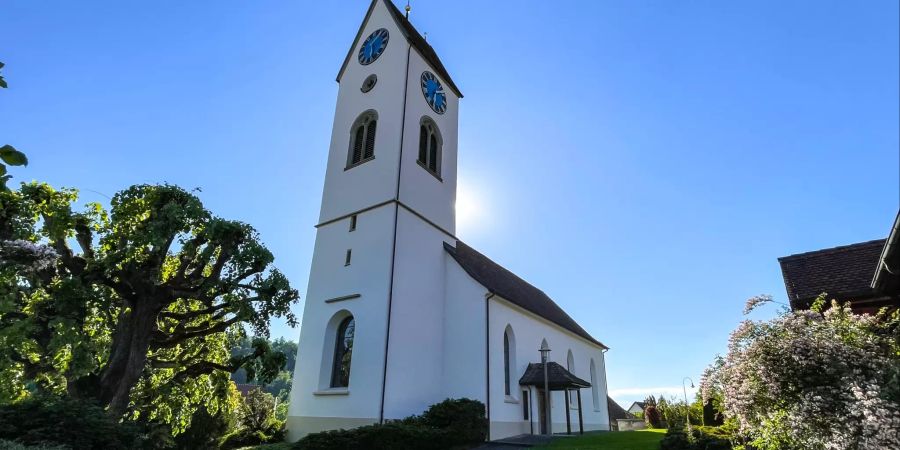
[0,182,298,425]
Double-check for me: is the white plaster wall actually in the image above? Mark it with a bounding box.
[381,208,457,419]
[441,257,488,402]
[288,204,395,430]
[318,0,409,223]
[488,298,610,438]
[397,48,459,235]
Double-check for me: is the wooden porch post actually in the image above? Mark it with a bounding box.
[565,389,572,435]
[577,390,584,434]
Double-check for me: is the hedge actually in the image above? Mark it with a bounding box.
[293,398,487,450]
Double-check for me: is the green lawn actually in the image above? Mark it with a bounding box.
[536,429,666,450]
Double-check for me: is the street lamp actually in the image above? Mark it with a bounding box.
[682,377,694,433]
[540,341,551,435]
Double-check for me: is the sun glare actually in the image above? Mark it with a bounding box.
[455,180,490,235]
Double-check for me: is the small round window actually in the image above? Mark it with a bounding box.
[361,74,377,93]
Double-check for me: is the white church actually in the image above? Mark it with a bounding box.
[287,0,611,441]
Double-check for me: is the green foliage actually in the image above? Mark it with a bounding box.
[217,388,284,449]
[417,397,487,444]
[0,440,69,450]
[702,298,900,449]
[293,398,487,450]
[656,395,703,429]
[0,182,299,433]
[172,402,237,450]
[0,396,141,450]
[293,423,448,450]
[660,426,734,450]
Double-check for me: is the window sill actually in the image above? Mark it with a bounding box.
[504,395,520,404]
[313,389,349,396]
[345,156,375,171]
[416,160,442,182]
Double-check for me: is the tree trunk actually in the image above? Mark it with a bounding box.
[98,301,159,418]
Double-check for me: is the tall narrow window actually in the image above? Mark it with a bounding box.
[347,111,377,168]
[567,350,576,407]
[330,316,355,388]
[503,332,511,395]
[417,117,442,177]
[503,326,516,397]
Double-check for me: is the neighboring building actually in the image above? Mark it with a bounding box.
[608,398,643,431]
[287,0,610,442]
[627,401,646,415]
[778,211,900,314]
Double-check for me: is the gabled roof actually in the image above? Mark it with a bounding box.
[444,241,607,349]
[872,211,900,293]
[778,239,885,309]
[628,401,646,411]
[518,362,591,389]
[336,0,462,98]
[608,397,634,421]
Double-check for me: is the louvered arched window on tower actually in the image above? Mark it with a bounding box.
[417,117,442,177]
[347,111,377,168]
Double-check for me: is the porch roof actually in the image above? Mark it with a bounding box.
[518,362,591,390]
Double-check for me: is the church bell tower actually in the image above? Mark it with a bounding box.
[287,0,462,440]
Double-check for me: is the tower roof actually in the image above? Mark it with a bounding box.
[336,0,463,98]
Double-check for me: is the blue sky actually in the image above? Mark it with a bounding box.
[2,1,898,407]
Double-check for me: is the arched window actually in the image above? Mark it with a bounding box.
[567,350,576,407]
[590,359,600,410]
[503,325,516,396]
[330,316,355,388]
[417,117,442,176]
[347,111,377,168]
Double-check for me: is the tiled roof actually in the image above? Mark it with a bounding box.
[518,362,591,389]
[444,241,607,349]
[608,397,634,421]
[778,239,885,309]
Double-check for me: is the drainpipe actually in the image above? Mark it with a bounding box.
[485,292,495,441]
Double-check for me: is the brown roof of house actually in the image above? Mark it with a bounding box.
[778,239,886,309]
[444,241,607,349]
[607,397,634,421]
[518,362,591,389]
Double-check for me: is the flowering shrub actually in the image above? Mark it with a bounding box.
[701,296,900,450]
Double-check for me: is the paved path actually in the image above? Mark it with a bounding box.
[472,434,557,449]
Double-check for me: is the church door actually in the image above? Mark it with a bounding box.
[537,389,548,434]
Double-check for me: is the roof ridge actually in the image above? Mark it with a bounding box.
[445,240,608,349]
[778,238,886,261]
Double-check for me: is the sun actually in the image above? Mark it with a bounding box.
[455,180,490,235]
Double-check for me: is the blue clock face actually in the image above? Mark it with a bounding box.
[420,71,447,114]
[358,28,389,65]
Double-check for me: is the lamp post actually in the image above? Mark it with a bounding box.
[540,341,551,435]
[682,377,694,433]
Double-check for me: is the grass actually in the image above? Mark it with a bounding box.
[536,429,666,450]
[236,444,292,450]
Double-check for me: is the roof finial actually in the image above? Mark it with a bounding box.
[405,1,410,18]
